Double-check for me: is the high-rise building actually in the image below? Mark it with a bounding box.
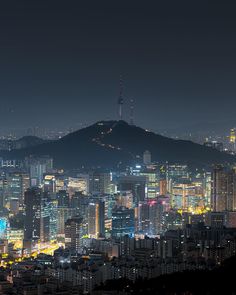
[0,177,5,211]
[89,172,111,195]
[155,196,170,234]
[203,172,212,207]
[205,211,226,228]
[24,188,50,251]
[65,217,83,253]
[118,175,146,202]
[70,191,82,216]
[7,173,22,213]
[57,190,69,207]
[211,166,236,212]
[29,163,46,186]
[56,190,75,237]
[88,203,99,238]
[229,128,236,152]
[171,182,195,210]
[170,179,205,212]
[148,199,159,235]
[112,207,135,238]
[143,150,151,165]
[138,196,170,236]
[167,164,189,184]
[116,191,133,209]
[40,192,50,243]
[48,198,58,240]
[6,172,30,208]
[55,174,66,192]
[98,200,105,238]
[138,201,150,234]
[57,207,75,237]
[104,195,116,235]
[76,192,90,217]
[67,175,89,197]
[159,179,167,195]
[43,174,56,193]
[140,169,159,199]
[24,187,41,244]
[26,156,53,186]
[88,200,105,238]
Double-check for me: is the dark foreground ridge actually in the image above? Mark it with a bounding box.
[94,255,236,295]
[0,120,234,169]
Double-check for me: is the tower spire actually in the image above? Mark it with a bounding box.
[130,98,134,125]
[117,75,124,120]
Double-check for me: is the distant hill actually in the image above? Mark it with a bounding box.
[14,136,48,149]
[0,120,235,169]
[0,136,48,151]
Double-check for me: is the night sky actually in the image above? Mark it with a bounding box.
[1,0,236,135]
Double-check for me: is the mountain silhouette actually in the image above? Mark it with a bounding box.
[0,120,234,169]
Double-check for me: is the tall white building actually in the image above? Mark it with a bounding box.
[143,150,151,165]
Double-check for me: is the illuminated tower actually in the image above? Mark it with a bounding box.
[117,76,124,120]
[130,99,134,125]
[230,128,236,143]
[230,128,236,152]
[88,202,99,238]
[87,200,105,238]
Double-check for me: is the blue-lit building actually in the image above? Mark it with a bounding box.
[0,218,7,238]
[112,207,135,238]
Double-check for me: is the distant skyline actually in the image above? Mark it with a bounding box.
[1,1,236,135]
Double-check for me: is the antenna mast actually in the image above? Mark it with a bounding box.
[117,76,124,120]
[130,99,134,125]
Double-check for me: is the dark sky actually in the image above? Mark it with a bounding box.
[1,0,236,135]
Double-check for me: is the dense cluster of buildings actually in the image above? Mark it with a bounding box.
[0,151,235,293]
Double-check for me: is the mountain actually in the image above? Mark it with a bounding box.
[14,136,48,149]
[0,136,48,151]
[0,120,235,169]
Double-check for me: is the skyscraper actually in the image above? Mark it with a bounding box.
[24,187,41,244]
[211,166,236,212]
[118,175,146,202]
[98,200,105,238]
[159,179,167,195]
[26,156,53,186]
[229,128,236,152]
[89,172,111,195]
[88,203,99,238]
[24,188,50,251]
[143,150,151,165]
[112,207,135,238]
[6,172,30,209]
[56,190,74,237]
[138,201,150,234]
[88,200,105,238]
[65,217,83,253]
